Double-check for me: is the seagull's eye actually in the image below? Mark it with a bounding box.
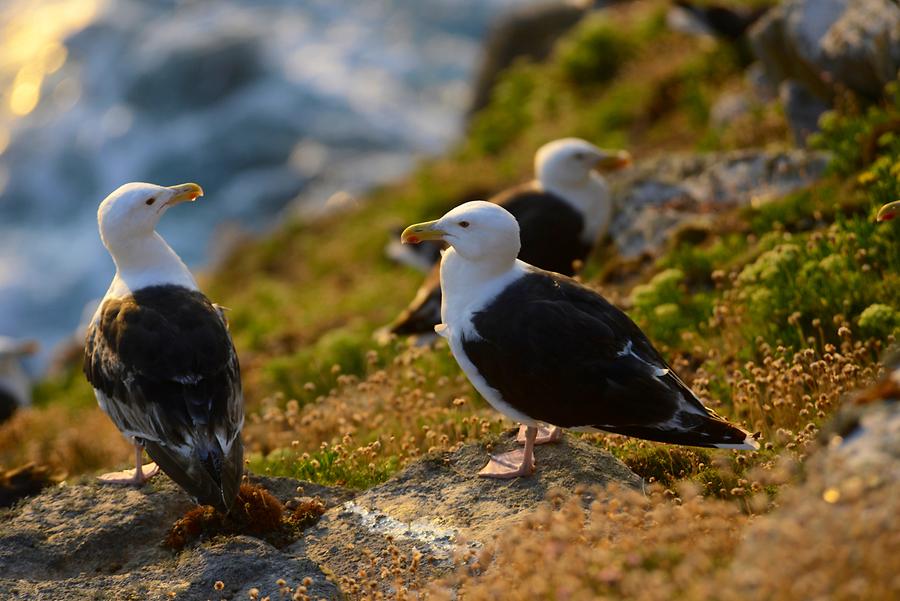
[145,197,156,206]
[574,152,585,160]
[459,221,470,228]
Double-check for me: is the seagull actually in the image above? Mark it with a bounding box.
[0,337,38,423]
[401,201,758,478]
[876,200,900,222]
[83,182,244,512]
[385,138,630,340]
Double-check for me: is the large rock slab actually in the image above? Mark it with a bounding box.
[609,150,828,259]
[0,435,639,599]
[0,475,351,600]
[297,431,641,591]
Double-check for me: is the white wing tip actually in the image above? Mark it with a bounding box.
[714,434,760,451]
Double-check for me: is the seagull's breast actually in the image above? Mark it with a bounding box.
[439,259,536,425]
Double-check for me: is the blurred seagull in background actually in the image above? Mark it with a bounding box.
[876,200,900,222]
[0,337,39,423]
[402,201,757,478]
[83,182,244,512]
[382,138,630,341]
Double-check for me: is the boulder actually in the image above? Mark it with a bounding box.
[779,80,831,145]
[0,475,351,600]
[730,398,900,600]
[0,433,639,598]
[297,431,641,591]
[468,1,593,117]
[609,150,829,259]
[749,0,900,129]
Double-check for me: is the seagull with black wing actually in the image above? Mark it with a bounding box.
[84,182,243,512]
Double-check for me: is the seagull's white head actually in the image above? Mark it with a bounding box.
[98,182,203,251]
[535,137,631,188]
[401,201,520,265]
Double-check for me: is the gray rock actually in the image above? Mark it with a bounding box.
[710,91,753,128]
[729,395,900,599]
[609,150,829,259]
[0,475,350,600]
[749,0,900,102]
[0,434,640,598]
[297,431,641,591]
[780,80,831,145]
[468,1,594,116]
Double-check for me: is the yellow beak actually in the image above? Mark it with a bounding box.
[401,219,446,244]
[876,200,900,222]
[165,182,204,207]
[594,150,632,172]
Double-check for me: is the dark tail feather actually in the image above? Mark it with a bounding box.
[143,434,243,513]
[603,413,759,450]
[384,273,442,338]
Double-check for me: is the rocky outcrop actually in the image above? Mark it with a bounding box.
[608,150,828,259]
[468,1,593,116]
[0,433,639,599]
[299,431,640,590]
[0,476,352,601]
[730,353,900,600]
[749,0,900,140]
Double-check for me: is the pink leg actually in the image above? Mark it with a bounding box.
[479,425,537,479]
[517,424,563,445]
[98,442,159,486]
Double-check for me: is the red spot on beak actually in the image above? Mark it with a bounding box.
[407,236,420,244]
[880,212,896,222]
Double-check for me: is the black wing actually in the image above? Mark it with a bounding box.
[463,271,751,447]
[497,185,591,276]
[84,285,243,510]
[388,266,442,337]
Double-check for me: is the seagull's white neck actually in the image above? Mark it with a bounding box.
[105,231,198,299]
[537,172,612,244]
[439,248,525,335]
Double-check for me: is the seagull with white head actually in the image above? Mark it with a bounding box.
[385,137,630,339]
[876,200,900,222]
[402,201,757,478]
[0,337,38,422]
[83,182,244,512]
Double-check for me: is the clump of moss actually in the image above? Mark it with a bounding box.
[288,496,327,529]
[557,15,635,88]
[630,268,713,346]
[164,483,325,551]
[858,303,900,339]
[810,81,900,176]
[616,444,711,487]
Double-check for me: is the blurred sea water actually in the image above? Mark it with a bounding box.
[0,0,521,365]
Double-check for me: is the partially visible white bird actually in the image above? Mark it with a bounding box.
[0,337,38,422]
[83,182,243,512]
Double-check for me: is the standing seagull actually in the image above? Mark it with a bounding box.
[401,201,757,478]
[385,138,630,338]
[84,182,244,512]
